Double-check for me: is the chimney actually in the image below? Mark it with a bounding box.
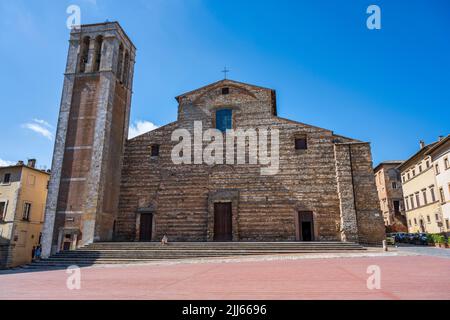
[27,159,36,168]
[419,140,425,149]
[17,160,24,166]
[438,136,444,142]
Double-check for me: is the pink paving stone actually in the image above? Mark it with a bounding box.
[0,255,449,300]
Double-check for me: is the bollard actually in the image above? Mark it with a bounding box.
[382,240,388,252]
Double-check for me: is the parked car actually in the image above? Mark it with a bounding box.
[414,233,428,245]
[386,235,396,245]
[406,233,417,244]
[395,232,408,243]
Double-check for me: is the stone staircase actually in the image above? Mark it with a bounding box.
[26,242,366,269]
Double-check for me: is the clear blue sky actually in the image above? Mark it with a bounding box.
[1,0,449,169]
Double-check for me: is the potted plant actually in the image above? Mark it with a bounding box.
[434,235,446,248]
[427,234,435,246]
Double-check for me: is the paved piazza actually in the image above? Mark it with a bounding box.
[1,247,449,300]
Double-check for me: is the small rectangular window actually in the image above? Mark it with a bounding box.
[445,157,449,170]
[392,182,397,189]
[415,193,420,207]
[22,202,31,221]
[414,218,417,225]
[435,164,440,175]
[422,189,428,205]
[427,215,431,223]
[221,87,229,95]
[0,201,7,221]
[426,160,430,168]
[393,200,400,214]
[295,137,307,150]
[439,187,445,204]
[216,109,232,132]
[3,173,11,184]
[430,186,436,202]
[445,219,449,230]
[151,145,160,157]
[435,214,439,221]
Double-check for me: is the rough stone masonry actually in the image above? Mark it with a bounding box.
[42,22,384,257]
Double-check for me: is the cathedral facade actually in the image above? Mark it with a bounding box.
[42,22,384,257]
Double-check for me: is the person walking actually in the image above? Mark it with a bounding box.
[35,245,42,261]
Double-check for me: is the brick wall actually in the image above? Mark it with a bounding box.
[116,80,385,244]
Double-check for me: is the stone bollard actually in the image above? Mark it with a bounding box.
[382,240,388,252]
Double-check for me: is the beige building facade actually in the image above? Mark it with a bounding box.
[0,160,50,268]
[374,161,407,231]
[399,140,447,234]
[426,135,450,233]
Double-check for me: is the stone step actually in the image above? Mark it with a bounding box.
[79,244,362,250]
[82,244,363,248]
[28,242,366,269]
[53,251,363,259]
[57,247,364,254]
[87,241,359,245]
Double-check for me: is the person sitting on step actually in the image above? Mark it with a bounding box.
[161,234,168,246]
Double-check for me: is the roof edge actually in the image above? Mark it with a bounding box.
[175,79,274,102]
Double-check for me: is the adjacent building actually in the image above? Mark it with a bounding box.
[374,161,407,232]
[426,135,450,233]
[398,139,448,234]
[0,160,50,268]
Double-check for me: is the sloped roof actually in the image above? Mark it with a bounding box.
[425,134,450,156]
[175,79,274,102]
[397,142,438,171]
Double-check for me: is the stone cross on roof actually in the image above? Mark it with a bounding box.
[222,66,230,79]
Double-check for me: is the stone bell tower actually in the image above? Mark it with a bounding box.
[42,22,136,257]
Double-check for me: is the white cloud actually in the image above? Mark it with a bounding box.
[32,118,52,128]
[0,159,14,167]
[128,120,159,139]
[22,119,53,140]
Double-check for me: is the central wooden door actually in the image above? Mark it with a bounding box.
[214,202,232,241]
[139,213,153,241]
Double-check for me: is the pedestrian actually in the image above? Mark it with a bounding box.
[161,234,168,246]
[35,245,42,261]
[32,246,36,260]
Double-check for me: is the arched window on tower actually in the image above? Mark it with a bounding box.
[92,35,103,72]
[123,50,130,86]
[79,36,90,73]
[117,43,124,82]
